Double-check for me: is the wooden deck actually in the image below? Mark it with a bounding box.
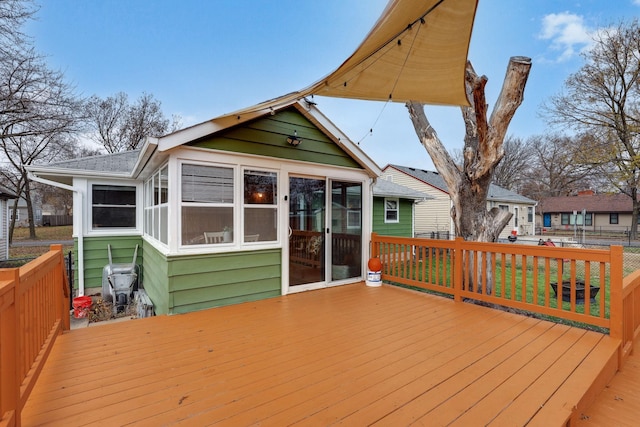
[22,283,621,426]
[577,344,640,425]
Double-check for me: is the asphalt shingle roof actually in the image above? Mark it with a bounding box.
[373,179,431,200]
[42,149,141,174]
[539,193,632,213]
[388,164,536,204]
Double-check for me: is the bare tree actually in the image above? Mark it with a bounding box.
[517,133,595,199]
[407,57,532,243]
[544,19,640,238]
[0,0,35,55]
[0,0,80,239]
[491,135,535,192]
[84,92,181,153]
[406,57,531,295]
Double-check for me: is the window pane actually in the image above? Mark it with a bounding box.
[385,198,399,222]
[182,164,233,203]
[160,166,168,204]
[92,185,136,228]
[93,206,136,228]
[244,170,277,204]
[160,206,168,244]
[93,185,136,205]
[182,206,233,245]
[244,208,277,242]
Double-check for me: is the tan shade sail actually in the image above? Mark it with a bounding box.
[222,0,478,120]
[306,0,478,106]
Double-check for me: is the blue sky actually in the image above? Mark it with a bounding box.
[28,0,640,170]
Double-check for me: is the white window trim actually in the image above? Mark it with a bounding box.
[242,166,279,245]
[170,148,373,258]
[86,179,142,236]
[143,163,169,247]
[384,198,400,224]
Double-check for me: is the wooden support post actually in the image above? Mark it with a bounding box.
[453,237,464,302]
[50,244,70,331]
[0,268,20,426]
[609,245,624,367]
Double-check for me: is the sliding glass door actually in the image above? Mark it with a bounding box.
[289,177,326,286]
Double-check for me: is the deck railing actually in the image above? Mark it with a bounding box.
[370,234,629,343]
[0,245,70,427]
[621,269,640,362]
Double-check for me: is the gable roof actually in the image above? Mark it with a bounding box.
[539,194,632,213]
[385,164,536,205]
[373,179,431,201]
[27,100,382,184]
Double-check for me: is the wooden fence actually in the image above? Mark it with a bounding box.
[0,245,70,427]
[370,233,640,365]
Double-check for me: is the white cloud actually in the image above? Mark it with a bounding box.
[634,0,640,6]
[539,12,593,62]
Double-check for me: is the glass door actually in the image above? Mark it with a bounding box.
[330,181,362,281]
[289,177,326,286]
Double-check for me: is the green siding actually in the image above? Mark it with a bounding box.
[140,244,282,315]
[141,241,170,315]
[74,236,143,291]
[372,197,415,237]
[189,108,362,169]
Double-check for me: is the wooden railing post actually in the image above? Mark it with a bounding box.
[0,268,20,426]
[609,245,624,343]
[370,233,379,259]
[50,244,70,331]
[453,237,464,302]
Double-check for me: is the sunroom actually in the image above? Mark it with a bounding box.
[28,98,381,315]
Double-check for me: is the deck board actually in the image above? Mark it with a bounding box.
[577,341,640,426]
[21,283,620,426]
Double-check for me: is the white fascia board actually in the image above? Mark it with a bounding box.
[131,137,158,177]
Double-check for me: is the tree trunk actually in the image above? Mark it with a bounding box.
[631,187,639,240]
[406,56,532,294]
[23,176,37,239]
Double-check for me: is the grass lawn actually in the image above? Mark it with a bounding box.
[386,250,611,331]
[8,226,73,260]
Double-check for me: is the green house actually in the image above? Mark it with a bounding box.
[28,99,382,314]
[372,179,429,238]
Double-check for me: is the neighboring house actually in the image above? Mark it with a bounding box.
[372,179,430,238]
[9,196,43,228]
[381,165,537,239]
[0,186,18,260]
[538,191,636,233]
[27,98,382,315]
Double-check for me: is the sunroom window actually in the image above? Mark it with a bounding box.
[181,164,234,245]
[144,166,168,244]
[243,169,278,242]
[92,184,136,229]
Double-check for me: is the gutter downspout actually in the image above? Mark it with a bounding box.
[27,173,85,296]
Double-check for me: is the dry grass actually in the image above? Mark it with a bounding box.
[11,225,72,241]
[9,226,73,260]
